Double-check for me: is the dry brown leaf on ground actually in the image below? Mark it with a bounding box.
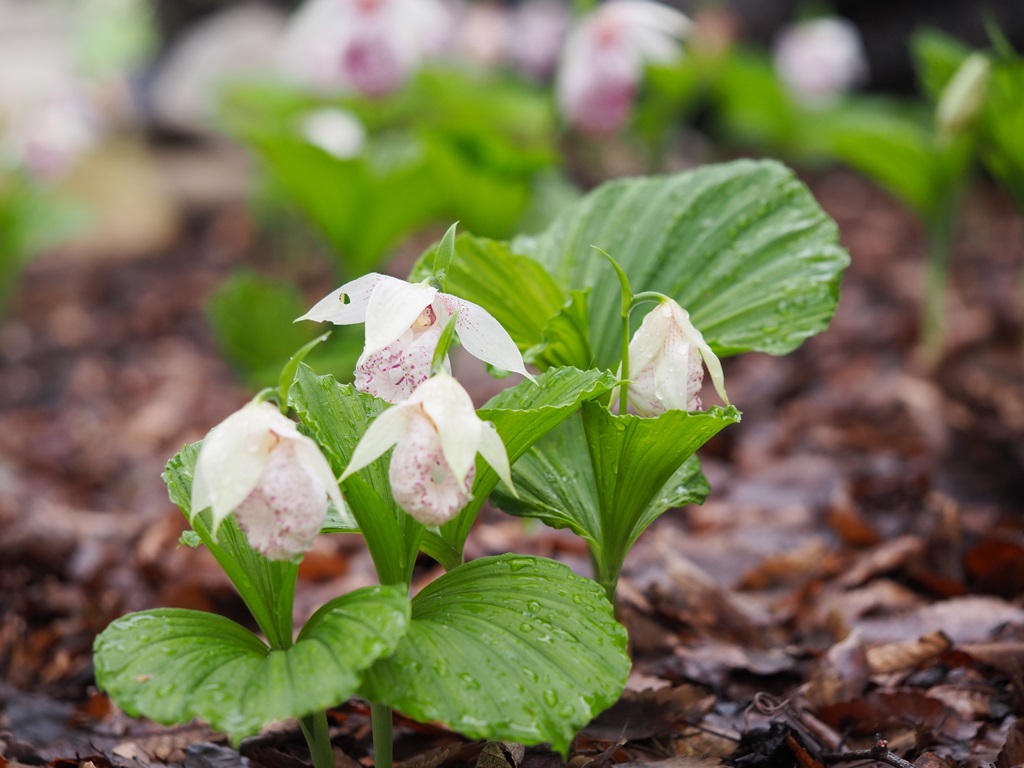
[584,686,716,742]
[865,630,953,675]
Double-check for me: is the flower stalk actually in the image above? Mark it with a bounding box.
[371,702,395,768]
[300,711,336,768]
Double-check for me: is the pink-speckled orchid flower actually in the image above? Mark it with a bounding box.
[280,0,451,96]
[341,373,514,525]
[191,403,345,561]
[299,273,534,404]
[617,299,728,416]
[556,0,691,135]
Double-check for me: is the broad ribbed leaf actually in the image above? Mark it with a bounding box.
[94,586,410,743]
[288,364,389,499]
[493,402,740,592]
[244,132,440,277]
[288,364,422,584]
[510,160,848,366]
[164,443,301,645]
[361,554,630,755]
[428,367,617,565]
[409,234,567,353]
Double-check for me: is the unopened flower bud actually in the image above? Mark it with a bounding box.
[937,53,990,143]
[619,299,727,417]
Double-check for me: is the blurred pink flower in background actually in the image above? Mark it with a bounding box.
[281,0,453,96]
[510,0,570,80]
[2,89,99,181]
[773,17,868,108]
[556,0,691,135]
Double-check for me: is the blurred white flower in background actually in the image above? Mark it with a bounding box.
[556,0,691,135]
[456,1,511,69]
[510,0,570,80]
[773,16,868,108]
[2,89,99,181]
[281,0,453,96]
[299,107,367,160]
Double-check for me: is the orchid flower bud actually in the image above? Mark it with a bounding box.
[936,53,990,144]
[191,403,344,561]
[618,299,728,417]
[773,17,867,108]
[341,373,514,525]
[299,273,534,403]
[556,0,692,135]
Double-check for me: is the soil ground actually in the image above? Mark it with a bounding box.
[1,164,1023,768]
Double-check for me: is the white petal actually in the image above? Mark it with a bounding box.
[435,294,535,381]
[191,403,281,532]
[671,302,728,405]
[341,404,415,480]
[362,278,437,359]
[297,273,387,325]
[650,327,697,411]
[410,374,481,484]
[628,302,673,373]
[478,421,516,496]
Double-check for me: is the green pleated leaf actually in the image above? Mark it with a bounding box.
[287,364,422,585]
[94,586,410,744]
[241,131,441,277]
[164,443,302,645]
[493,401,740,592]
[427,367,617,566]
[508,159,848,367]
[207,270,362,389]
[526,289,594,371]
[410,234,567,353]
[288,364,389,495]
[361,554,630,755]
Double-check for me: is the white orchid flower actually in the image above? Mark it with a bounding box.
[556,0,691,135]
[298,273,535,403]
[280,0,452,96]
[773,17,867,108]
[617,299,728,416]
[341,374,514,525]
[191,402,345,561]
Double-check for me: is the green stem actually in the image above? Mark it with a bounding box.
[300,711,335,768]
[590,548,621,606]
[921,211,954,364]
[619,309,630,414]
[371,701,394,768]
[592,247,634,413]
[1019,224,1024,351]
